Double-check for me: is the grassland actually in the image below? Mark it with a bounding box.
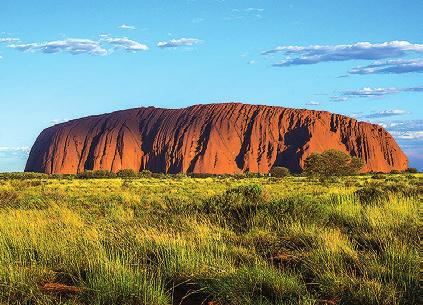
[0,173,421,305]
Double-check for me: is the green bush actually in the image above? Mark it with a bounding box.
[117,169,138,178]
[0,172,47,180]
[355,186,387,205]
[77,170,117,179]
[303,149,364,178]
[269,166,290,178]
[372,173,386,179]
[405,167,418,173]
[139,169,152,177]
[203,184,264,231]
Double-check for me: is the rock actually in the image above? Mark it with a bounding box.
[25,103,408,174]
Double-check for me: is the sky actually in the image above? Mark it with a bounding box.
[0,0,422,172]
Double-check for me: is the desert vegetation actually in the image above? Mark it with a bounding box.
[0,172,420,304]
[303,150,364,178]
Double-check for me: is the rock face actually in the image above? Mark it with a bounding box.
[25,103,408,174]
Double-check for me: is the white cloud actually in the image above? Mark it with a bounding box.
[331,85,422,101]
[7,36,151,56]
[118,24,136,30]
[50,118,70,124]
[339,87,399,98]
[245,8,264,12]
[390,131,423,140]
[405,85,423,92]
[264,41,423,66]
[157,38,201,48]
[0,146,30,153]
[103,37,148,51]
[0,146,30,159]
[349,58,423,74]
[225,7,264,20]
[305,101,320,105]
[364,109,409,119]
[0,37,19,43]
[371,120,423,170]
[372,120,422,132]
[8,38,108,56]
[331,96,348,102]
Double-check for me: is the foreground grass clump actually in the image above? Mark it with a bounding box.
[0,174,421,304]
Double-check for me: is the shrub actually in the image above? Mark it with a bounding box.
[77,170,117,179]
[0,172,47,180]
[303,149,364,178]
[189,173,215,178]
[371,173,386,179]
[139,169,152,178]
[405,167,418,173]
[269,166,290,178]
[203,184,264,232]
[174,173,188,179]
[355,186,387,205]
[116,169,137,178]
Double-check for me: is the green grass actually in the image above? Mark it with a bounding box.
[0,174,421,304]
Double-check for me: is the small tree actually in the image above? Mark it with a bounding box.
[117,169,137,178]
[270,166,290,178]
[405,167,418,173]
[350,155,365,174]
[303,149,364,178]
[139,169,152,177]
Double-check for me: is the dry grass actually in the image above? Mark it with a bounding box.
[0,173,420,304]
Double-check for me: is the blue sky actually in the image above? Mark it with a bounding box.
[0,0,422,171]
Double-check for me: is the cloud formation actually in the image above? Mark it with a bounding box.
[349,58,423,74]
[244,8,264,12]
[264,41,423,66]
[405,85,423,92]
[6,36,150,55]
[157,38,200,48]
[50,118,70,124]
[364,109,409,119]
[0,38,19,43]
[0,146,30,152]
[341,87,399,97]
[0,146,30,159]
[305,101,320,105]
[375,119,422,132]
[227,7,264,20]
[390,130,423,140]
[331,86,422,101]
[103,37,148,51]
[381,120,423,140]
[119,24,136,30]
[8,38,108,55]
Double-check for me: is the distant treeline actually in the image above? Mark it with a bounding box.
[0,168,418,180]
[1,148,417,180]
